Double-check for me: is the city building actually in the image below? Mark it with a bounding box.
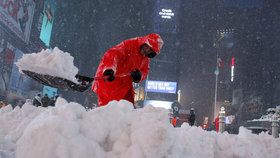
[0,0,52,105]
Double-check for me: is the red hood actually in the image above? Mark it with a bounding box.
[138,33,164,54]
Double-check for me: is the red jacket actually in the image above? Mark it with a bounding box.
[171,117,177,127]
[215,116,219,132]
[92,33,163,106]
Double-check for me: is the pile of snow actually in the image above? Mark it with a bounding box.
[251,106,280,122]
[0,99,280,158]
[16,47,79,82]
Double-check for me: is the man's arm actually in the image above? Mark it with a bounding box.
[97,44,126,74]
[139,59,150,81]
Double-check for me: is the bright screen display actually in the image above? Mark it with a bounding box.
[145,80,177,94]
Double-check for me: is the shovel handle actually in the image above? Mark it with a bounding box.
[93,73,130,81]
[76,73,130,82]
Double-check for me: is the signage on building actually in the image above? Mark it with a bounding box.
[40,0,56,47]
[0,0,35,42]
[145,80,177,94]
[231,56,235,82]
[9,45,33,96]
[144,100,173,109]
[0,42,15,93]
[225,115,235,124]
[158,9,174,19]
[154,0,179,34]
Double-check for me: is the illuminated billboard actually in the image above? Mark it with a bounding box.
[145,80,177,94]
[40,0,56,47]
[154,0,180,34]
[158,9,174,19]
[144,100,173,109]
[0,0,35,42]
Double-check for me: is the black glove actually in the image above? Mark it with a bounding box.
[130,69,142,83]
[103,69,115,82]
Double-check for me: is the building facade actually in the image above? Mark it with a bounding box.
[0,0,49,105]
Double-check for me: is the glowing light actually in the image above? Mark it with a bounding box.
[231,57,235,82]
[144,100,173,109]
[177,90,181,103]
[159,9,174,19]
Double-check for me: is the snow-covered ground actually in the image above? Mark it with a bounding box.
[16,47,79,83]
[0,98,279,158]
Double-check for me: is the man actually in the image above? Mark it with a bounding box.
[33,93,42,107]
[92,33,164,106]
[188,108,196,126]
[41,94,50,107]
[214,115,219,132]
[171,116,178,127]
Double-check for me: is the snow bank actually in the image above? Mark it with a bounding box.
[16,47,79,83]
[0,99,279,158]
[250,106,280,122]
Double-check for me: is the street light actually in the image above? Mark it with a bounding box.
[213,29,234,120]
[213,32,224,120]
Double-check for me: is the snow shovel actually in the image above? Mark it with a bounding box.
[22,70,95,92]
[22,70,129,92]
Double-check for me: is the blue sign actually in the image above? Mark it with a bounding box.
[145,80,177,94]
[43,85,57,98]
[39,0,56,47]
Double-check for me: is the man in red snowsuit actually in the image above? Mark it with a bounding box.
[92,33,164,106]
[214,115,219,132]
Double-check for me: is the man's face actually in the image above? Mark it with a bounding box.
[140,44,157,58]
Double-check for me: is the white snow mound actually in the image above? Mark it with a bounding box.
[0,99,279,158]
[16,47,79,83]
